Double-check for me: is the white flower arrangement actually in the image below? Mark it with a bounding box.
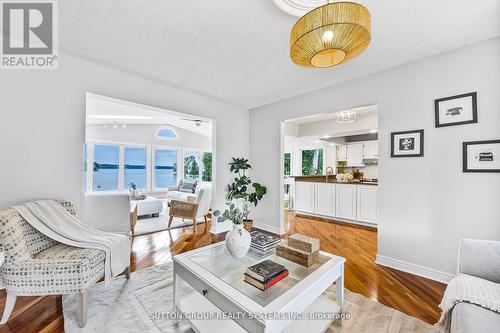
[336,173,354,183]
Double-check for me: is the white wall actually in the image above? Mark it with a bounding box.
[0,53,249,233]
[86,124,211,150]
[250,37,500,279]
[298,111,378,138]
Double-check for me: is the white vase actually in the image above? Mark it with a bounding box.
[225,223,251,258]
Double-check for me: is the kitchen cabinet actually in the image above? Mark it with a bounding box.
[346,144,364,166]
[363,141,378,159]
[357,185,378,224]
[336,184,357,220]
[295,181,377,226]
[295,182,315,213]
[337,145,347,161]
[314,183,336,217]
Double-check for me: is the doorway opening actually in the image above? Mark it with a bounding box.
[84,93,215,235]
[281,105,378,232]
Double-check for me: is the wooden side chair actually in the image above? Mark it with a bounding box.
[168,188,211,230]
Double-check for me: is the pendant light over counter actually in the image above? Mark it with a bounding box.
[290,1,371,68]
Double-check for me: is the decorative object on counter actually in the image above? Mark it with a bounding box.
[225,157,267,232]
[336,173,354,183]
[288,234,320,254]
[352,168,364,182]
[277,240,319,267]
[463,140,500,173]
[244,260,288,291]
[391,129,424,158]
[435,92,477,128]
[250,230,281,256]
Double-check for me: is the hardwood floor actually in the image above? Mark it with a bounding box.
[0,216,445,332]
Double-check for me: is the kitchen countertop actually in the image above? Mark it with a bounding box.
[291,175,378,185]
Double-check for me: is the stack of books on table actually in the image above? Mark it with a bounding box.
[244,260,289,291]
[249,230,281,256]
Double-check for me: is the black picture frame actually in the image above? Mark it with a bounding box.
[463,140,500,173]
[391,129,424,158]
[435,92,477,128]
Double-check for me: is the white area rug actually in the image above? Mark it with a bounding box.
[62,262,439,333]
[133,203,207,236]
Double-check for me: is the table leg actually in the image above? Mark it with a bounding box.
[334,262,344,327]
[173,269,182,325]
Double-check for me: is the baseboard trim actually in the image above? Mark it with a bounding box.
[375,255,454,284]
[252,221,286,235]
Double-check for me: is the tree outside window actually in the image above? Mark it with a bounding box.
[284,152,291,176]
[202,152,212,181]
[301,149,323,175]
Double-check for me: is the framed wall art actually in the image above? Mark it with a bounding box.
[391,129,424,158]
[435,92,477,127]
[463,140,500,173]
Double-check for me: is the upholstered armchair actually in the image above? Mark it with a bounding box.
[0,200,129,327]
[168,188,212,230]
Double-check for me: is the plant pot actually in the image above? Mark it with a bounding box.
[243,219,253,232]
[225,223,251,258]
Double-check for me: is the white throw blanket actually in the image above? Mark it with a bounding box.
[14,200,130,286]
[438,274,500,332]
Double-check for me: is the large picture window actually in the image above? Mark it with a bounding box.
[93,144,119,191]
[154,148,178,189]
[301,149,323,175]
[124,147,147,190]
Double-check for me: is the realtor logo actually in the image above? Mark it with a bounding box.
[1,0,58,69]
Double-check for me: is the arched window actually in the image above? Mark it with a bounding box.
[156,128,178,140]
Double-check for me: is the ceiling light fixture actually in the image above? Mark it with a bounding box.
[336,111,356,124]
[369,129,378,133]
[290,1,371,68]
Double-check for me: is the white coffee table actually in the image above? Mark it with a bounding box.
[172,242,345,333]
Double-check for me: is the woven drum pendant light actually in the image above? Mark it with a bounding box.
[290,1,371,68]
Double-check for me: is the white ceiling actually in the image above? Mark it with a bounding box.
[61,0,500,109]
[86,93,213,137]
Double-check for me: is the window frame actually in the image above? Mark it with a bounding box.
[155,127,179,141]
[182,147,213,184]
[86,141,150,193]
[300,147,325,176]
[284,151,292,176]
[152,145,180,192]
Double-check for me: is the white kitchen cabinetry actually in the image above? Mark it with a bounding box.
[362,141,378,159]
[335,184,357,220]
[346,144,364,166]
[337,145,347,161]
[295,181,377,226]
[295,182,315,213]
[314,183,336,217]
[357,186,378,224]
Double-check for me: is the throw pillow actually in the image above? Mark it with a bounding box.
[180,180,198,193]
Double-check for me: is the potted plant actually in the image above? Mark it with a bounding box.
[129,182,139,199]
[225,157,267,231]
[213,201,249,257]
[213,157,267,257]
